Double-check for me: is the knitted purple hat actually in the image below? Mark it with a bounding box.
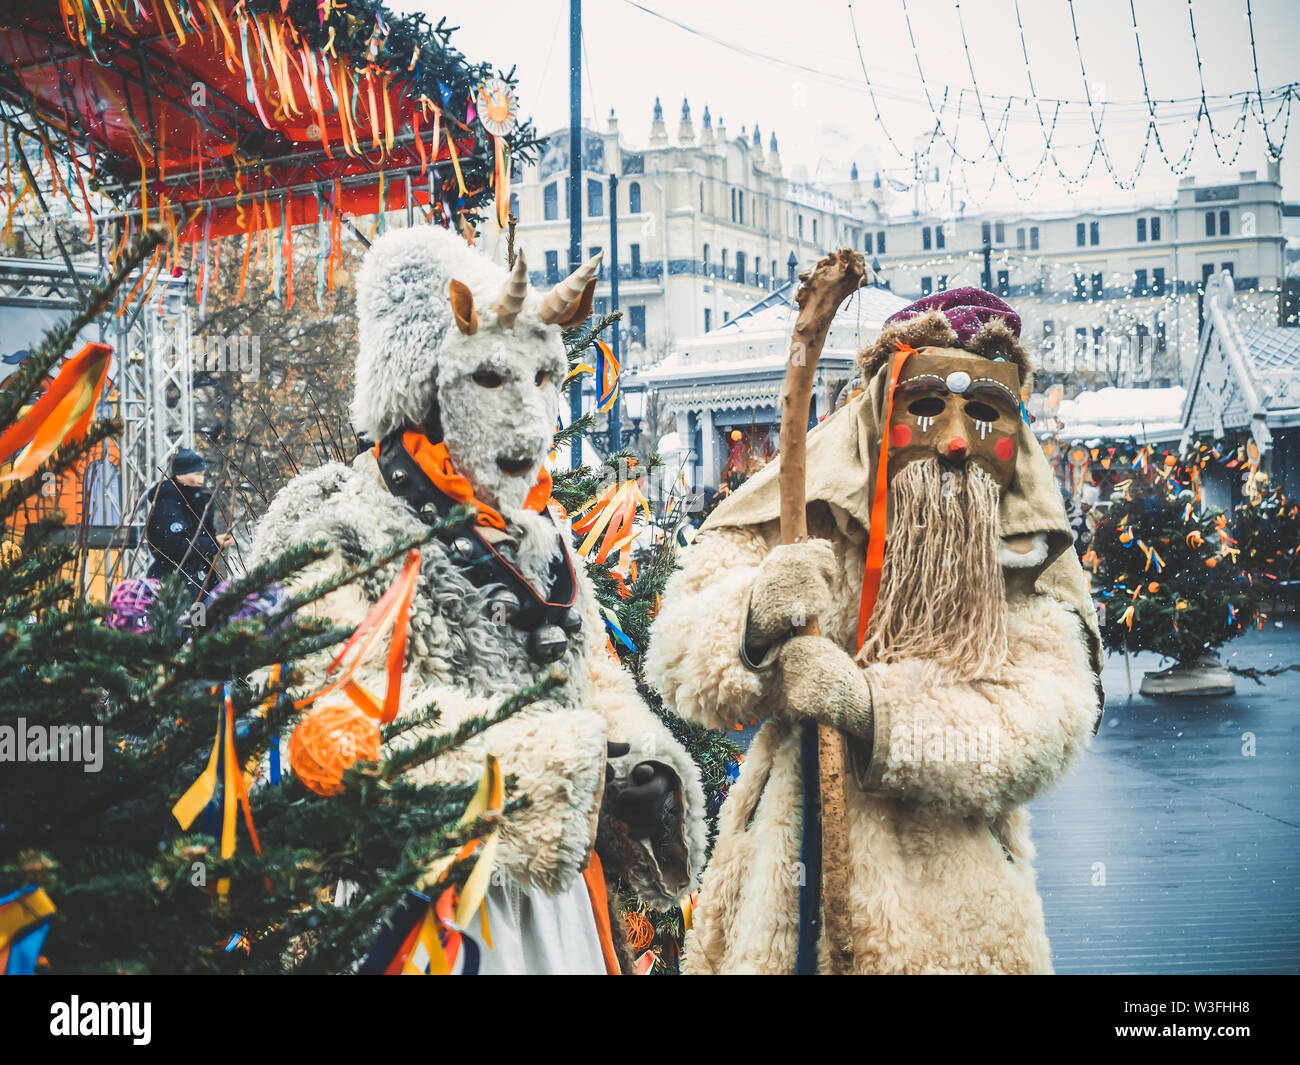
[105,577,162,632]
[883,287,1021,346]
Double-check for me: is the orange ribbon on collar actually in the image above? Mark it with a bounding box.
[389,431,551,533]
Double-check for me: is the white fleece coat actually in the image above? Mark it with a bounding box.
[646,501,1101,974]
[251,454,707,922]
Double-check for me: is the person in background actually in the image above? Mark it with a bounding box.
[145,449,233,596]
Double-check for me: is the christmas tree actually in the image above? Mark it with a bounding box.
[0,231,555,973]
[1087,443,1264,667]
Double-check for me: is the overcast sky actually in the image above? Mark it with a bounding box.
[400,0,1300,211]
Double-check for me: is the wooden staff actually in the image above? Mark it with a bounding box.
[780,248,868,975]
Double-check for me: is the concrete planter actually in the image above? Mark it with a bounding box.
[1140,657,1236,698]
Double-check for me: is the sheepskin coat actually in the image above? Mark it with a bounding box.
[645,387,1103,975]
[250,452,707,916]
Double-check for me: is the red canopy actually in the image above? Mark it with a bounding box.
[0,1,524,242]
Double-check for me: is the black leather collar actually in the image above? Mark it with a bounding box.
[375,433,581,649]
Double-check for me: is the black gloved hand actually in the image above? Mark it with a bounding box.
[610,761,676,840]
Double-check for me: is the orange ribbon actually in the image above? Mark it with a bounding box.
[392,431,551,533]
[855,342,916,651]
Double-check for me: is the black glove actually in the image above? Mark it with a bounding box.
[610,761,676,840]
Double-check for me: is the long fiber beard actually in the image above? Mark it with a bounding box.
[857,457,1009,680]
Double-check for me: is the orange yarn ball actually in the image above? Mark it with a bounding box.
[289,703,382,797]
[1206,557,1219,568]
[730,429,742,441]
[1148,582,1160,593]
[624,910,655,952]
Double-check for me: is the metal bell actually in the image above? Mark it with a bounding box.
[390,467,408,486]
[419,502,438,523]
[448,536,477,560]
[528,624,569,663]
[486,589,522,626]
[559,606,584,634]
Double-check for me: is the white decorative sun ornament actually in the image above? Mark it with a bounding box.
[945,370,972,394]
[476,77,519,137]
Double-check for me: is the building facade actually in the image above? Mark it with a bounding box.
[859,165,1288,390]
[510,99,870,367]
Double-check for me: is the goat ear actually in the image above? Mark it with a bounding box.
[552,277,598,329]
[449,280,478,335]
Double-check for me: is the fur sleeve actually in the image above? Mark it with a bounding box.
[398,687,608,896]
[860,593,1099,820]
[645,524,775,732]
[583,617,708,907]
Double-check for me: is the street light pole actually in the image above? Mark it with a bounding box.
[608,171,622,453]
[568,0,583,468]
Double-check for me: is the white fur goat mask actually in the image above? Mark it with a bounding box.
[352,225,600,513]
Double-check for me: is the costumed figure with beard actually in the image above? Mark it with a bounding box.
[250,227,706,974]
[646,263,1103,974]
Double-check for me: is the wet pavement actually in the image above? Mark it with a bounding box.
[720,625,1300,974]
[1031,625,1300,974]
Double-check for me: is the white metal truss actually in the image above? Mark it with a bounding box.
[0,254,194,581]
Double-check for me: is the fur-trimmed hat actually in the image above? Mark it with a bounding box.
[859,287,1032,381]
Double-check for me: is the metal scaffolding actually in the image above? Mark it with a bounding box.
[0,253,193,583]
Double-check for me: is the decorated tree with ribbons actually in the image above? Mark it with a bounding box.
[1087,441,1269,668]
[0,231,560,974]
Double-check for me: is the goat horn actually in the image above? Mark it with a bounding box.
[492,250,529,329]
[539,251,602,325]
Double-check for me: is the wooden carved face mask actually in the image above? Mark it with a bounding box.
[887,349,1022,489]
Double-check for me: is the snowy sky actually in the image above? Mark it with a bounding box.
[398,0,1300,210]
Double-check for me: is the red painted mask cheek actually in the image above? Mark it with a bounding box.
[890,423,912,449]
[995,436,1015,462]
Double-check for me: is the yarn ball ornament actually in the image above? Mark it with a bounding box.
[105,577,162,632]
[624,910,655,952]
[289,703,382,797]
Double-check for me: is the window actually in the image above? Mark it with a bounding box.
[935,225,945,249]
[735,251,747,285]
[922,226,932,251]
[1150,216,1161,241]
[1205,211,1216,237]
[721,249,728,280]
[798,215,804,239]
[702,244,710,275]
[700,183,704,212]
[1201,263,1215,289]
[589,246,604,279]
[1030,226,1040,250]
[995,221,1005,244]
[938,274,948,292]
[1093,327,1104,359]
[1016,227,1026,250]
[509,193,519,220]
[812,218,818,244]
[587,179,603,217]
[1075,326,1088,358]
[629,182,641,213]
[920,276,933,296]
[1221,262,1235,284]
[704,308,712,332]
[1133,268,1147,295]
[731,188,737,222]
[877,231,887,254]
[1091,273,1103,298]
[543,183,559,221]
[1089,221,1100,246]
[1152,267,1166,296]
[1137,217,1147,242]
[723,311,730,323]
[982,221,992,245]
[1074,274,1086,300]
[545,250,560,284]
[630,243,642,278]
[996,270,1009,297]
[738,191,745,225]
[754,258,762,284]
[628,305,646,345]
[1076,222,1086,247]
[1219,210,1230,237]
